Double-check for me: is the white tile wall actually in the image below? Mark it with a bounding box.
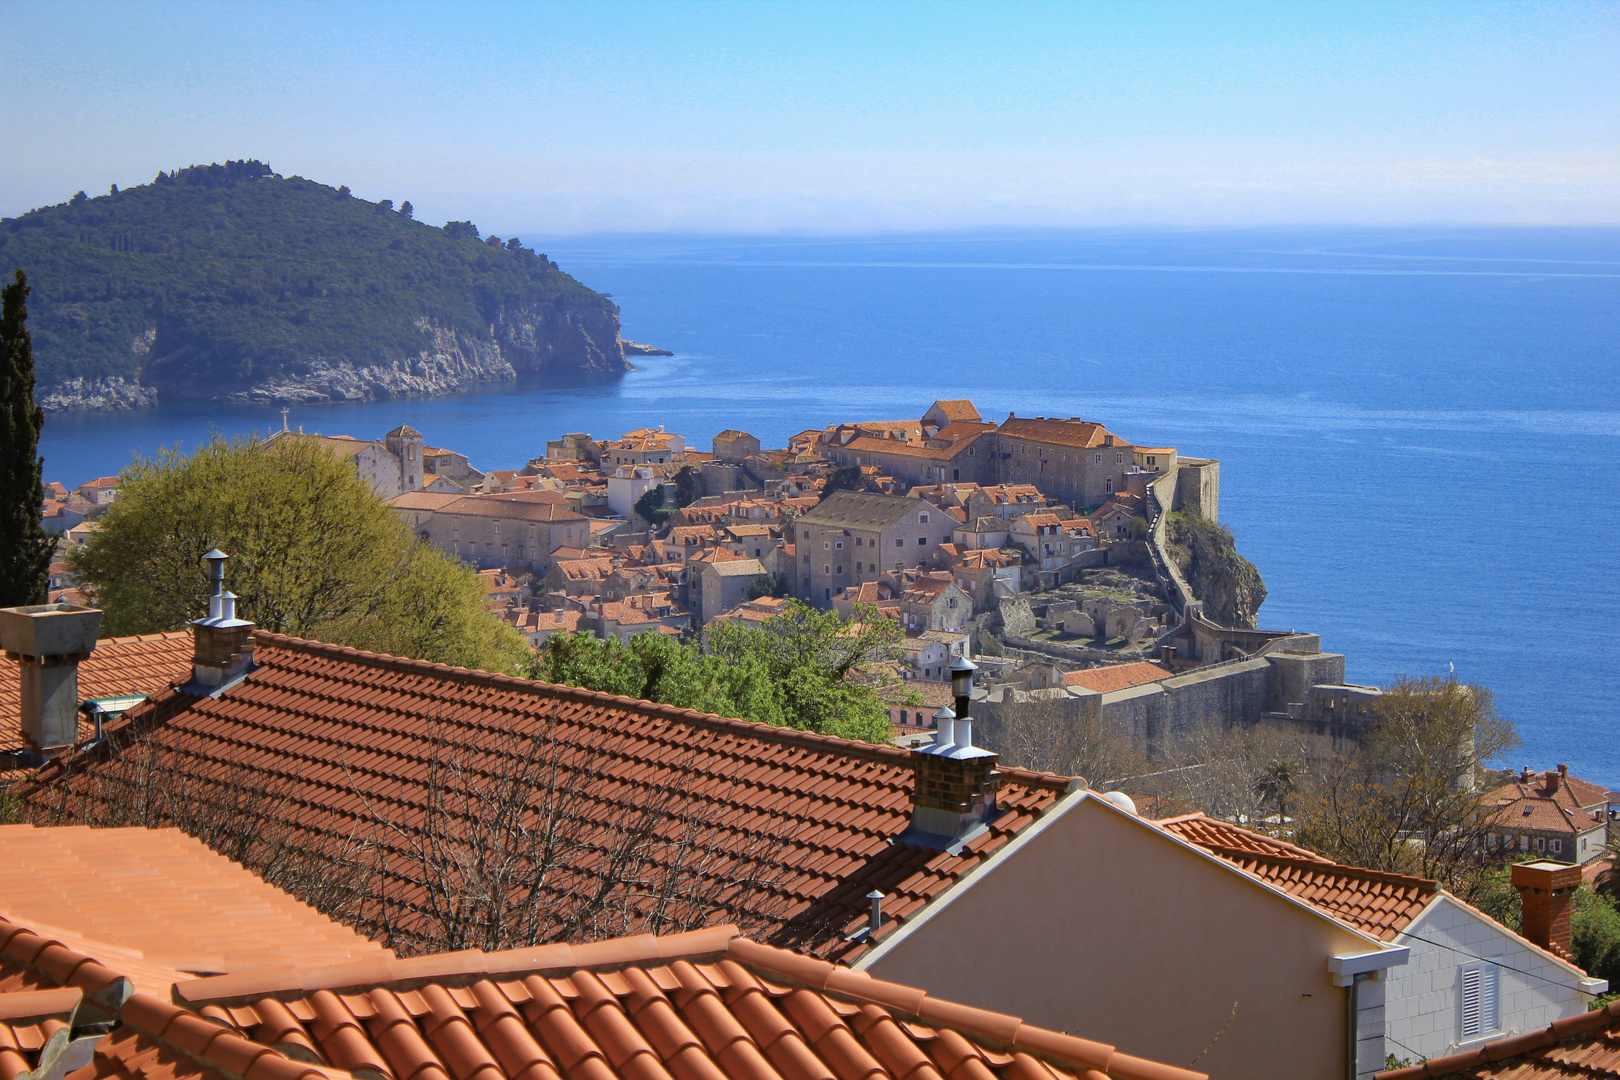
[1382,896,1592,1064]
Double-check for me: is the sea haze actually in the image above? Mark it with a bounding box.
[36,228,1620,786]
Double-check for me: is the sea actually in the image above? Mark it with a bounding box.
[34,228,1620,788]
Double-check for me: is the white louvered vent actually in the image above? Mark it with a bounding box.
[1460,964,1499,1040]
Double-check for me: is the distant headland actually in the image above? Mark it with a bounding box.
[0,160,662,411]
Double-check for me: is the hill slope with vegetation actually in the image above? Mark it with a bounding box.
[0,161,630,409]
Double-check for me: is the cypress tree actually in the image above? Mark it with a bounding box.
[0,269,55,606]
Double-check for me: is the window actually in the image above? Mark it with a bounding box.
[1550,838,1562,853]
[824,565,831,574]
[824,541,831,550]
[836,565,843,574]
[918,537,927,545]
[1095,454,1102,464]
[1459,965,1500,1041]
[895,538,904,547]
[856,537,863,546]
[835,541,843,550]
[919,513,929,523]
[856,562,863,571]
[948,597,957,609]
[895,562,903,571]
[802,553,810,564]
[1116,453,1123,464]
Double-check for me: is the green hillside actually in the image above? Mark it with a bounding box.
[0,161,622,402]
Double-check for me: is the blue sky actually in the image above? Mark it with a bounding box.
[2,0,1616,232]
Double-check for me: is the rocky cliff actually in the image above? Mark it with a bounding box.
[1164,512,1268,629]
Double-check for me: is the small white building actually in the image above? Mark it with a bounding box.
[606,465,659,517]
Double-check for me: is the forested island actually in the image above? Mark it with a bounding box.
[0,160,634,409]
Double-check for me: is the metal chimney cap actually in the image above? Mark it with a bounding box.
[949,656,977,673]
[202,548,228,562]
[932,705,956,721]
[866,889,885,900]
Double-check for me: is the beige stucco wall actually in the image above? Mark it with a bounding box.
[860,795,1378,1080]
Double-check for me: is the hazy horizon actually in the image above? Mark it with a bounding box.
[3,0,1617,234]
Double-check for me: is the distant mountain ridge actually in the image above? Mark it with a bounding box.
[0,160,633,410]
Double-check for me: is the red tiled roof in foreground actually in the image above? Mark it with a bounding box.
[1,915,346,1080]
[172,926,1204,1080]
[1,632,194,755]
[1157,815,1439,941]
[25,633,1074,963]
[1376,999,1620,1079]
[0,825,392,997]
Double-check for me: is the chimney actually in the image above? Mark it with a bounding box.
[899,705,1001,852]
[190,550,255,689]
[1512,860,1582,961]
[0,603,102,754]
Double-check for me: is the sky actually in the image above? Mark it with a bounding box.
[2,0,1617,234]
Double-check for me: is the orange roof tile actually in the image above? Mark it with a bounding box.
[171,927,1204,1080]
[24,634,1074,964]
[1158,815,1438,941]
[1,632,194,756]
[1061,664,1171,694]
[996,418,1115,450]
[0,825,392,996]
[1375,999,1620,1079]
[927,400,982,423]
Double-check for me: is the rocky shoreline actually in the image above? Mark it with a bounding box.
[38,309,641,412]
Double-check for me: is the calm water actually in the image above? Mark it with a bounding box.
[37,228,1620,787]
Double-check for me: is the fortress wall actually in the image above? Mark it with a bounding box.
[1175,458,1220,521]
[1101,657,1273,756]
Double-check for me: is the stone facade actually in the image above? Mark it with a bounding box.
[794,492,956,606]
[391,491,590,572]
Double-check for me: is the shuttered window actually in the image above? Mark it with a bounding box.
[1460,964,1499,1040]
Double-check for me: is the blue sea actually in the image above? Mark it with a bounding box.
[36,229,1620,787]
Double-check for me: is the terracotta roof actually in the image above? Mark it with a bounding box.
[927,400,982,423]
[838,434,986,463]
[170,926,1203,1080]
[1375,999,1620,1079]
[0,985,81,1080]
[1158,815,1438,941]
[0,825,392,996]
[388,491,467,512]
[444,495,586,523]
[1,632,194,756]
[714,430,755,441]
[1061,664,1171,694]
[25,634,1074,963]
[996,418,1115,450]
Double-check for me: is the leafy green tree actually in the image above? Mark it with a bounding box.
[634,484,672,527]
[821,465,864,499]
[68,434,529,673]
[70,191,87,205]
[531,601,902,743]
[399,201,414,219]
[673,465,701,508]
[0,270,54,607]
[109,184,118,196]
[378,199,393,211]
[746,574,787,600]
[1294,677,1519,899]
[443,220,478,241]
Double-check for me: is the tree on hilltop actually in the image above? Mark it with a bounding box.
[68,434,529,673]
[399,201,414,219]
[0,270,55,607]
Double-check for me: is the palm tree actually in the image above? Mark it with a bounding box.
[1253,758,1300,833]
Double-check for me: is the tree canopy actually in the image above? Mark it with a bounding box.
[530,601,907,743]
[68,433,529,673]
[0,162,613,393]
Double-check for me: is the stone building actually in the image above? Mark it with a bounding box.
[272,423,425,500]
[696,557,767,625]
[1482,765,1613,864]
[712,430,761,461]
[390,489,589,572]
[793,491,957,606]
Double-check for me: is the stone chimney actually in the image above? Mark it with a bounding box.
[1512,860,1582,962]
[190,550,255,689]
[898,707,1001,852]
[0,602,102,753]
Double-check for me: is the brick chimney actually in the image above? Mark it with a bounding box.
[1512,860,1582,962]
[898,707,1001,852]
[0,602,103,754]
[189,550,255,689]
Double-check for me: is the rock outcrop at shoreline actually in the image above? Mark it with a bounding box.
[622,340,673,357]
